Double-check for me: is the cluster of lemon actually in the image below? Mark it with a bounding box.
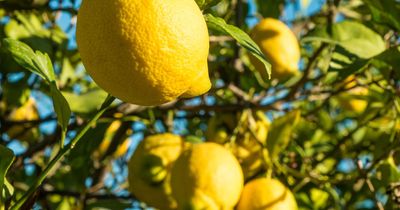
[128,131,297,210]
[72,0,370,209]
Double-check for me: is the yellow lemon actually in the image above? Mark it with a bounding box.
[170,142,244,210]
[76,0,211,106]
[250,18,300,80]
[237,178,298,210]
[128,133,188,210]
[6,98,40,142]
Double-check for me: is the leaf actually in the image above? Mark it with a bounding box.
[0,145,15,196]
[2,38,46,80]
[204,14,271,79]
[185,135,204,144]
[32,50,56,82]
[375,46,400,68]
[59,58,77,87]
[50,82,71,132]
[266,110,301,160]
[2,38,56,82]
[3,178,14,198]
[363,0,400,31]
[334,58,370,79]
[310,188,330,209]
[62,89,108,115]
[304,21,386,58]
[376,156,400,184]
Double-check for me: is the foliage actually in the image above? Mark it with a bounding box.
[0,0,400,209]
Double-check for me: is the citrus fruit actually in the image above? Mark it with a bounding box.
[250,18,300,81]
[6,97,40,142]
[237,178,298,210]
[76,0,211,106]
[128,133,188,210]
[170,142,244,210]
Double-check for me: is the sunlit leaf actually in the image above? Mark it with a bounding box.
[204,14,272,79]
[50,82,71,132]
[62,89,108,115]
[304,21,385,58]
[0,145,15,197]
[266,110,301,160]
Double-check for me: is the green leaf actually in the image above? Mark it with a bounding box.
[185,135,204,144]
[375,46,400,68]
[50,82,71,132]
[376,156,400,185]
[2,38,56,82]
[0,145,15,198]
[363,0,400,31]
[334,58,370,79]
[2,38,46,80]
[3,178,14,199]
[304,21,386,58]
[32,50,56,82]
[59,58,78,87]
[204,14,271,79]
[266,110,301,160]
[62,89,108,115]
[310,188,330,209]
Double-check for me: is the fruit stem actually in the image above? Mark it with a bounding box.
[10,94,116,210]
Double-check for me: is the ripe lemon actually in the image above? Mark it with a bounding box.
[237,178,298,210]
[250,18,300,80]
[128,133,188,210]
[170,142,244,210]
[6,98,40,142]
[76,0,211,106]
[206,111,269,179]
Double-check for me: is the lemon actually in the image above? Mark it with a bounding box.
[170,142,244,210]
[128,133,188,210]
[6,98,40,142]
[250,18,300,80]
[237,178,298,210]
[76,0,211,106]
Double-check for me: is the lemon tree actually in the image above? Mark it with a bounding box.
[1,0,400,210]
